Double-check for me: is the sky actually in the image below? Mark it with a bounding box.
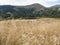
[0,0,60,7]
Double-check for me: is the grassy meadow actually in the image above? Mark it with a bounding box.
[0,18,60,45]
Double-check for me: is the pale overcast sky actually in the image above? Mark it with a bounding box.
[0,0,60,7]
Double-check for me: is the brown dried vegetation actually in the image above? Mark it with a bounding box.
[0,18,60,45]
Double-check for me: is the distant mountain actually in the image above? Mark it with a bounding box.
[51,5,60,8]
[0,3,60,20]
[49,5,60,11]
[23,3,45,9]
[0,3,45,9]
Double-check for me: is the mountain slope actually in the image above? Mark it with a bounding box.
[0,3,60,20]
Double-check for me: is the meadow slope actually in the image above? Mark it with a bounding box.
[0,18,60,45]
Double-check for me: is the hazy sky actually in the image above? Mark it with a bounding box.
[0,0,60,7]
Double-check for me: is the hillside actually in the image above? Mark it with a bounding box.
[0,3,60,20]
[0,18,60,45]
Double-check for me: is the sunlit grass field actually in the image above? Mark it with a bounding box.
[0,18,60,45]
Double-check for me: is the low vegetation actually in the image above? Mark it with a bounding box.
[0,18,60,45]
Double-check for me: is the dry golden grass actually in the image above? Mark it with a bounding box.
[0,18,60,45]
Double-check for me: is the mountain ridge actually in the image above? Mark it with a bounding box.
[0,3,60,20]
[0,3,60,8]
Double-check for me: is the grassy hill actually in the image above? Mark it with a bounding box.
[0,18,60,45]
